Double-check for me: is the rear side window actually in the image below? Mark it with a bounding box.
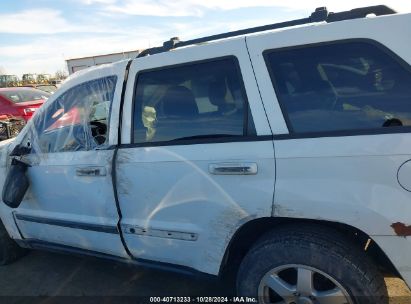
[265,41,411,134]
[132,57,253,143]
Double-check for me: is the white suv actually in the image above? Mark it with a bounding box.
[1,5,410,303]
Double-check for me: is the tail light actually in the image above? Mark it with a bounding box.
[23,108,37,115]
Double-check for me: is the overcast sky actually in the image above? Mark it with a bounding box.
[0,0,410,76]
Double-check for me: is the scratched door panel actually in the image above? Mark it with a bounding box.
[116,141,275,275]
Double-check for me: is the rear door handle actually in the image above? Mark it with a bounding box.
[209,162,258,175]
[76,166,107,176]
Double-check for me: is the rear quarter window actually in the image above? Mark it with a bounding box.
[264,40,411,134]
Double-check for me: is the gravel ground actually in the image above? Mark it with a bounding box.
[0,251,409,303]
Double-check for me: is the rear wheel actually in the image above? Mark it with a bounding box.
[0,220,27,265]
[258,264,353,304]
[237,224,388,304]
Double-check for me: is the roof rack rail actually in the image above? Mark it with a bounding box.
[137,5,396,58]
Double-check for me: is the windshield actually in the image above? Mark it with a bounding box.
[0,89,50,103]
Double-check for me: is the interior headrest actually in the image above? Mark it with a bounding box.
[208,80,227,108]
[162,86,198,117]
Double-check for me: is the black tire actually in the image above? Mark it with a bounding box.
[0,220,27,265]
[237,224,388,304]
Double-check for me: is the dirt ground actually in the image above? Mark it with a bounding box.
[0,251,409,303]
[386,277,411,304]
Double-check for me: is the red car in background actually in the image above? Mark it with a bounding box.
[0,87,50,121]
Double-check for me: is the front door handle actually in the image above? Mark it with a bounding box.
[209,162,258,175]
[76,166,107,176]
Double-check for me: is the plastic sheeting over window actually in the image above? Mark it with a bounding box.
[27,76,117,154]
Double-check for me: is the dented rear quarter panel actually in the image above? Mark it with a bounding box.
[273,134,411,236]
[273,134,411,287]
[247,13,411,287]
[246,12,411,235]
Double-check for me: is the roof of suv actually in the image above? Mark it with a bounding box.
[137,5,397,58]
[66,5,401,86]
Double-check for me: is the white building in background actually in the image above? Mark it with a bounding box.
[66,50,140,75]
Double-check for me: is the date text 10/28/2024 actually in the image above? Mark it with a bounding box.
[150,297,257,303]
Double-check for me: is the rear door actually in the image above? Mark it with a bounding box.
[117,38,276,275]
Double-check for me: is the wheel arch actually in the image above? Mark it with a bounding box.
[219,217,399,279]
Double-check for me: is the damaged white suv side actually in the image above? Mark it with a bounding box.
[1,5,411,304]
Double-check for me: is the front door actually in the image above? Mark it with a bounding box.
[13,68,128,258]
[117,38,276,275]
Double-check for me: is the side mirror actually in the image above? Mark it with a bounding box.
[10,143,31,157]
[2,158,31,209]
